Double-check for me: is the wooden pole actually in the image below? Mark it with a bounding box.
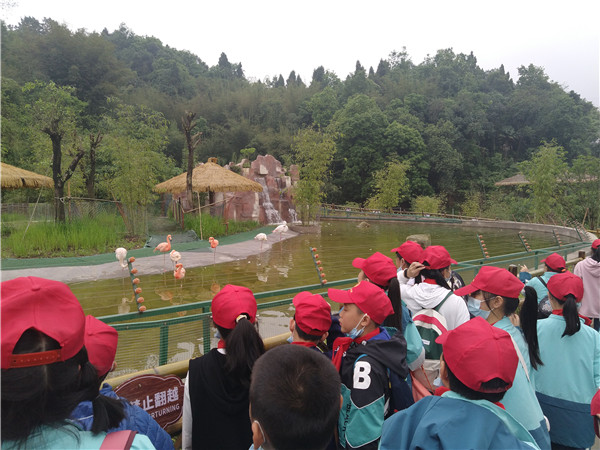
[582,207,589,230]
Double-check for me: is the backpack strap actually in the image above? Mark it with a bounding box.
[434,291,453,312]
[537,275,548,288]
[100,430,137,450]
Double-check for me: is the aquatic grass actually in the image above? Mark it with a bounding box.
[184,214,260,238]
[1,213,145,258]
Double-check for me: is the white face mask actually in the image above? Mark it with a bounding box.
[346,314,367,339]
[467,296,491,320]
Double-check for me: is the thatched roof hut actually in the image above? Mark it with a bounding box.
[154,161,262,194]
[494,173,530,187]
[1,162,53,189]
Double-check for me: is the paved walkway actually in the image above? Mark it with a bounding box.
[0,229,298,284]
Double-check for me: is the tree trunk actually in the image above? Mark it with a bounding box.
[50,132,66,222]
[84,133,103,199]
[182,112,202,208]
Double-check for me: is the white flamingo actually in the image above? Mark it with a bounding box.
[169,250,181,269]
[272,221,288,242]
[254,233,268,252]
[115,247,128,269]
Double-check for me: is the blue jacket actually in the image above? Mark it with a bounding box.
[71,383,174,450]
[525,272,558,303]
[494,317,550,449]
[535,314,600,448]
[335,327,408,449]
[380,392,539,450]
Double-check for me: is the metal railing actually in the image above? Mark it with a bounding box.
[99,241,590,369]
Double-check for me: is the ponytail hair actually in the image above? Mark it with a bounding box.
[518,286,543,369]
[383,277,403,331]
[77,355,126,434]
[217,316,265,388]
[419,266,451,290]
[557,294,581,337]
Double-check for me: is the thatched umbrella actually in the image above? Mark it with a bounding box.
[154,161,263,239]
[494,173,530,187]
[154,161,262,194]
[1,162,53,189]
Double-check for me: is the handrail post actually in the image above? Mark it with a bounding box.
[202,306,211,354]
[159,324,169,366]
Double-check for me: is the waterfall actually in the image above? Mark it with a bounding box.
[255,177,283,224]
[288,208,299,223]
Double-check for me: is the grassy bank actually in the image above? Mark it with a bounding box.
[184,214,260,238]
[1,213,145,258]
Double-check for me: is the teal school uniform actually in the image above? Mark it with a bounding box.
[535,314,600,448]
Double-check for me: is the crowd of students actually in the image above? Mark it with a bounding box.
[2,238,599,449]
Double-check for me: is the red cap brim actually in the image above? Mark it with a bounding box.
[327,288,353,304]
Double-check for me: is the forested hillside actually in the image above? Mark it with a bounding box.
[2,17,599,226]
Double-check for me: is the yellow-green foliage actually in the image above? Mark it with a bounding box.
[412,195,442,214]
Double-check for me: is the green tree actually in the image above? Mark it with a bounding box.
[519,141,568,223]
[102,99,172,235]
[23,81,87,222]
[564,155,600,229]
[329,94,388,203]
[412,195,442,214]
[366,159,410,212]
[292,128,336,224]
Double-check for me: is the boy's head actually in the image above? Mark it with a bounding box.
[290,292,332,343]
[437,317,518,403]
[249,345,341,450]
[328,281,393,334]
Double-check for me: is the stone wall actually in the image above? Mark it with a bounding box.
[220,155,299,224]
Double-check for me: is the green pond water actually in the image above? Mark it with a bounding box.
[69,221,572,318]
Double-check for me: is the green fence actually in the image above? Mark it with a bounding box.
[100,241,590,374]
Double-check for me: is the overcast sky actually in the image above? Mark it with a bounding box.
[2,0,599,106]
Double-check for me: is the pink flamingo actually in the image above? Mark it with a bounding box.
[174,263,186,280]
[154,234,172,271]
[154,234,172,253]
[210,238,219,265]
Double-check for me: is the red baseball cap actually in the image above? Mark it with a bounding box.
[1,277,85,369]
[436,317,518,392]
[591,389,600,437]
[454,266,524,298]
[85,315,119,377]
[352,252,397,287]
[211,284,257,329]
[390,241,424,265]
[592,239,600,249]
[293,291,332,336]
[328,281,393,325]
[421,245,457,270]
[541,253,566,272]
[547,272,584,302]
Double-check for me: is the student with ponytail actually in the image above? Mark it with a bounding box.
[353,252,425,371]
[534,272,600,449]
[71,316,174,449]
[454,266,550,449]
[1,277,153,449]
[399,245,469,389]
[182,284,265,450]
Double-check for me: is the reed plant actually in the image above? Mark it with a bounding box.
[184,214,259,238]
[1,213,144,258]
